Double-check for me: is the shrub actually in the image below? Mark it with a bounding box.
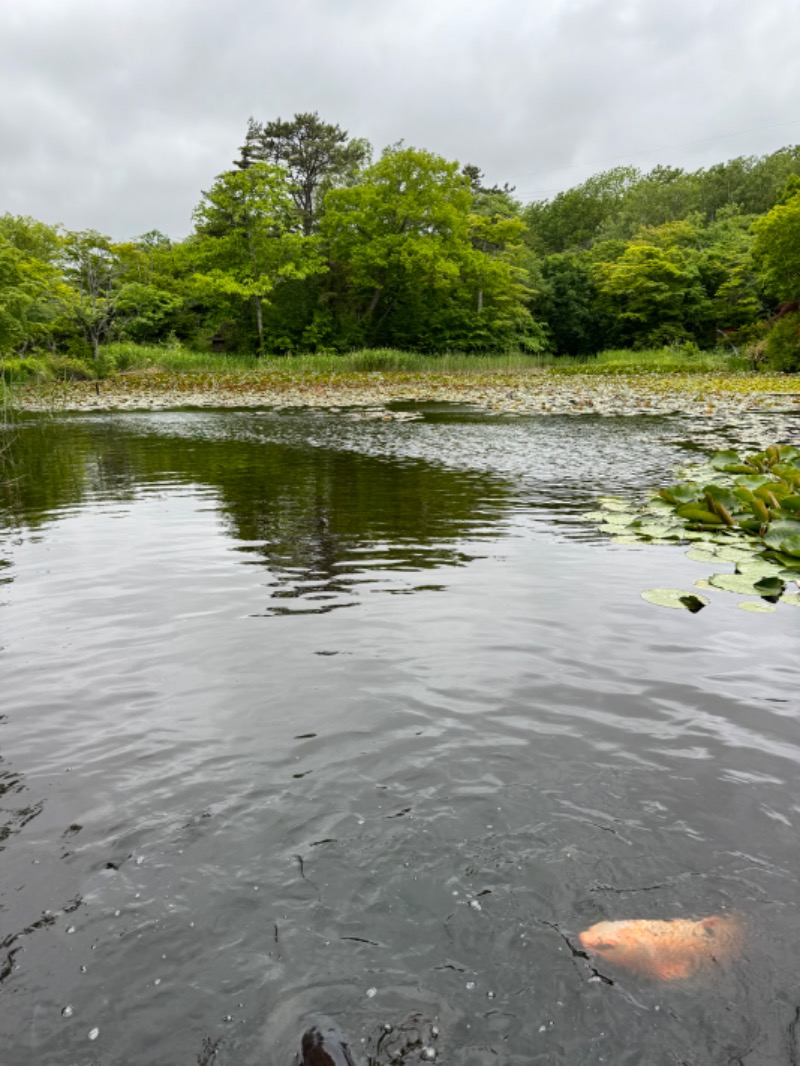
[743,339,768,369]
[100,342,163,373]
[49,356,95,381]
[765,312,800,372]
[0,357,50,383]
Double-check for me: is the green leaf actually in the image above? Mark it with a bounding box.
[734,475,772,491]
[641,589,709,612]
[754,482,790,501]
[714,545,758,563]
[630,522,684,538]
[658,483,700,505]
[780,592,800,606]
[738,601,776,613]
[709,450,742,470]
[738,516,765,534]
[753,575,786,597]
[584,511,633,526]
[771,464,800,481]
[708,573,763,595]
[597,496,631,512]
[763,520,800,557]
[675,504,724,525]
[685,547,719,562]
[736,559,783,578]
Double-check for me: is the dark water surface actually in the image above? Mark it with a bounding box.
[1,407,799,1066]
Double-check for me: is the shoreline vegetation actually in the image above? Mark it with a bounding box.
[2,121,800,384]
[7,344,800,419]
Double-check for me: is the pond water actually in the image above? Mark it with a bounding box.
[1,406,799,1066]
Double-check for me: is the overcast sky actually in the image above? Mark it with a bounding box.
[1,0,798,240]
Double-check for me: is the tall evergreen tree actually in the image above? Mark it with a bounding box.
[235,113,369,236]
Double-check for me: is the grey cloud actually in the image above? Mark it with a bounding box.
[1,0,798,238]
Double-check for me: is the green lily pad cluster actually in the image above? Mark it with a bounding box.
[583,444,800,612]
[658,444,800,548]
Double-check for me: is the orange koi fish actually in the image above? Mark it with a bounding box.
[578,915,741,981]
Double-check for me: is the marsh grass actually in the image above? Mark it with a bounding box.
[1,381,17,488]
[99,342,743,377]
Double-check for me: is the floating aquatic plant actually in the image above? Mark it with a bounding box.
[585,444,800,612]
[640,589,709,612]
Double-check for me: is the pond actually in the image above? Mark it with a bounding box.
[0,406,799,1066]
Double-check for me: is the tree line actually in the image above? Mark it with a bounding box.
[2,112,800,369]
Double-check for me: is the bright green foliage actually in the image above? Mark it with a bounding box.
[322,146,536,350]
[5,133,800,361]
[527,148,800,253]
[0,239,37,352]
[764,312,800,372]
[0,225,70,355]
[584,444,800,615]
[0,214,63,265]
[752,187,800,303]
[699,207,764,332]
[523,167,638,253]
[191,163,327,354]
[61,230,126,359]
[113,283,184,343]
[593,222,710,347]
[598,166,700,240]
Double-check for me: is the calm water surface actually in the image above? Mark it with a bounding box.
[0,407,799,1066]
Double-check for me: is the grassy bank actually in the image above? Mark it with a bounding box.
[1,342,750,384]
[6,341,800,420]
[99,342,748,375]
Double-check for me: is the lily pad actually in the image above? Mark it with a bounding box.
[713,545,757,563]
[582,511,632,524]
[709,449,743,470]
[735,474,772,491]
[780,592,800,606]
[736,559,783,579]
[632,523,684,538]
[675,504,725,525]
[693,578,714,590]
[658,483,700,505]
[708,573,763,595]
[686,547,719,562]
[597,497,631,512]
[763,520,800,558]
[753,575,786,598]
[641,589,709,612]
[738,601,776,613]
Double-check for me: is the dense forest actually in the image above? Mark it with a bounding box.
[2,112,800,371]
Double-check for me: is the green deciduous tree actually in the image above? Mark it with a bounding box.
[532,252,609,355]
[593,221,710,347]
[698,206,763,336]
[523,167,639,253]
[321,146,536,349]
[191,163,326,354]
[752,184,800,304]
[61,230,127,359]
[0,216,73,356]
